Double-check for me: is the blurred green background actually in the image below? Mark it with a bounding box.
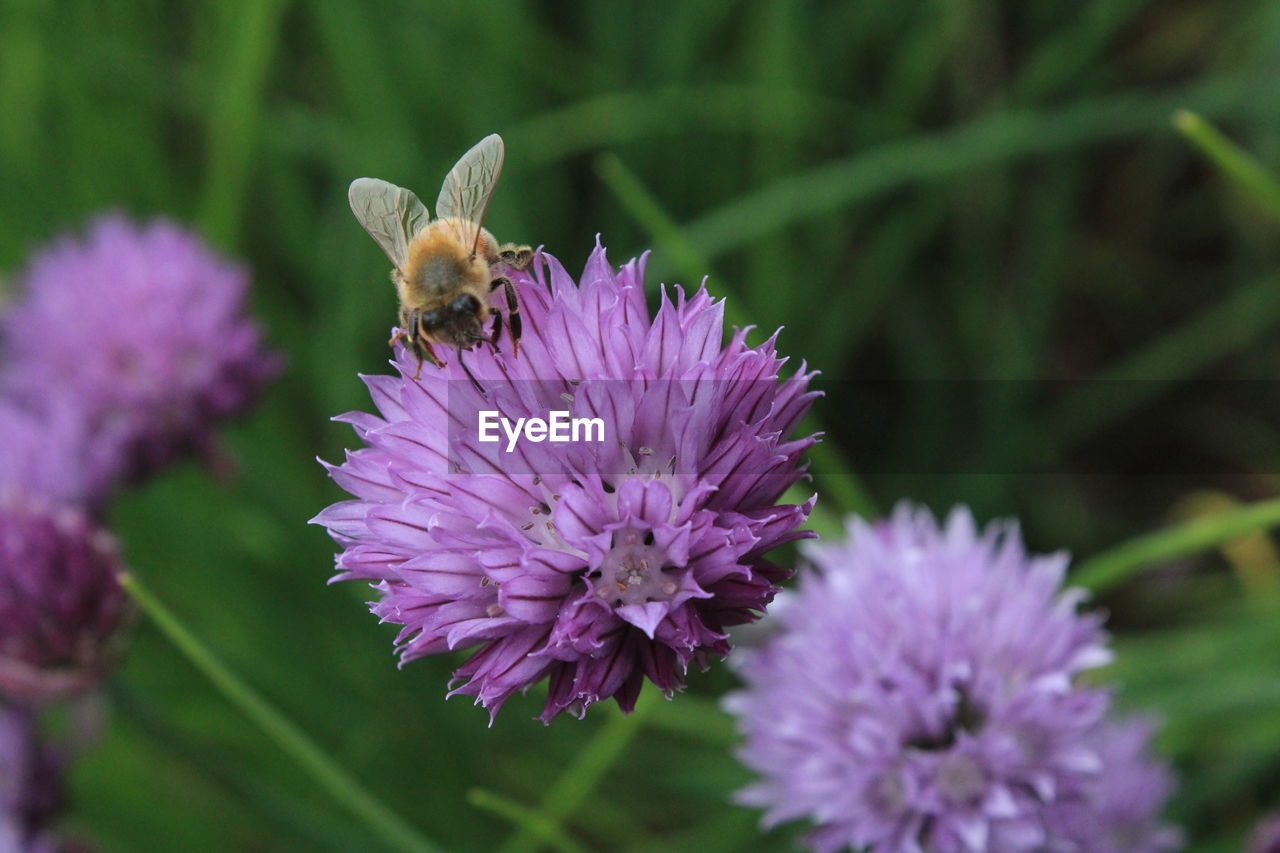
[3,0,1280,850]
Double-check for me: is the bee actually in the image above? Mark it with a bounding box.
[348,133,533,388]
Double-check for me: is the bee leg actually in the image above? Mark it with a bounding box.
[422,340,444,367]
[392,306,416,348]
[389,327,407,347]
[488,309,504,352]
[489,276,522,357]
[457,345,486,394]
[411,350,424,380]
[416,312,447,368]
[497,243,534,271]
[410,339,445,381]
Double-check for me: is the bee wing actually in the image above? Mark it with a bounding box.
[435,133,505,257]
[348,178,431,274]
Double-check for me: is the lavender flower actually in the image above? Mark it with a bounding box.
[724,504,1178,853]
[1,214,279,488]
[314,243,818,721]
[0,705,66,851]
[1250,812,1280,853]
[0,400,111,511]
[0,707,30,822]
[1045,717,1182,853]
[0,497,130,705]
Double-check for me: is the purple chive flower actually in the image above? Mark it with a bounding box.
[724,504,1168,853]
[314,243,818,722]
[1045,716,1182,853]
[0,496,130,706]
[1,214,279,489]
[0,708,30,825]
[0,704,67,851]
[1250,813,1280,853]
[0,400,113,511]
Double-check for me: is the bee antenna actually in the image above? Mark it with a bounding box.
[457,346,486,394]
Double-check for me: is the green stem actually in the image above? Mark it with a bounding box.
[468,790,588,853]
[1073,497,1280,594]
[593,152,746,325]
[496,689,661,853]
[1174,110,1280,222]
[1044,272,1280,447]
[118,573,442,853]
[199,0,288,248]
[680,76,1257,261]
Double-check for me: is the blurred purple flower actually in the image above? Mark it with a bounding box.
[0,705,66,851]
[1045,716,1182,853]
[314,244,818,722]
[0,400,113,511]
[1251,812,1280,853]
[0,496,130,706]
[723,504,1179,853]
[1,214,279,489]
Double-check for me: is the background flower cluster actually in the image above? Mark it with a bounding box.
[0,215,277,850]
[726,506,1182,852]
[2,0,1280,850]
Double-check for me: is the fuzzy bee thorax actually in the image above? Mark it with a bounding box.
[402,225,490,298]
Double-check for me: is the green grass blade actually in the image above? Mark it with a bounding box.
[495,690,660,853]
[509,85,853,170]
[1174,109,1280,222]
[683,76,1258,261]
[592,152,736,317]
[1074,497,1280,593]
[468,790,588,853]
[1046,273,1280,447]
[119,573,443,853]
[112,684,375,851]
[199,0,288,248]
[0,1,45,171]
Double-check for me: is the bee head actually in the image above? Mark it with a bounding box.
[419,294,485,348]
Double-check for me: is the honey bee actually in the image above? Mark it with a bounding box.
[348,133,533,388]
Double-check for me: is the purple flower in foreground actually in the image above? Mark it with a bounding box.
[0,496,129,706]
[1,214,279,488]
[724,504,1178,853]
[314,243,818,721]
